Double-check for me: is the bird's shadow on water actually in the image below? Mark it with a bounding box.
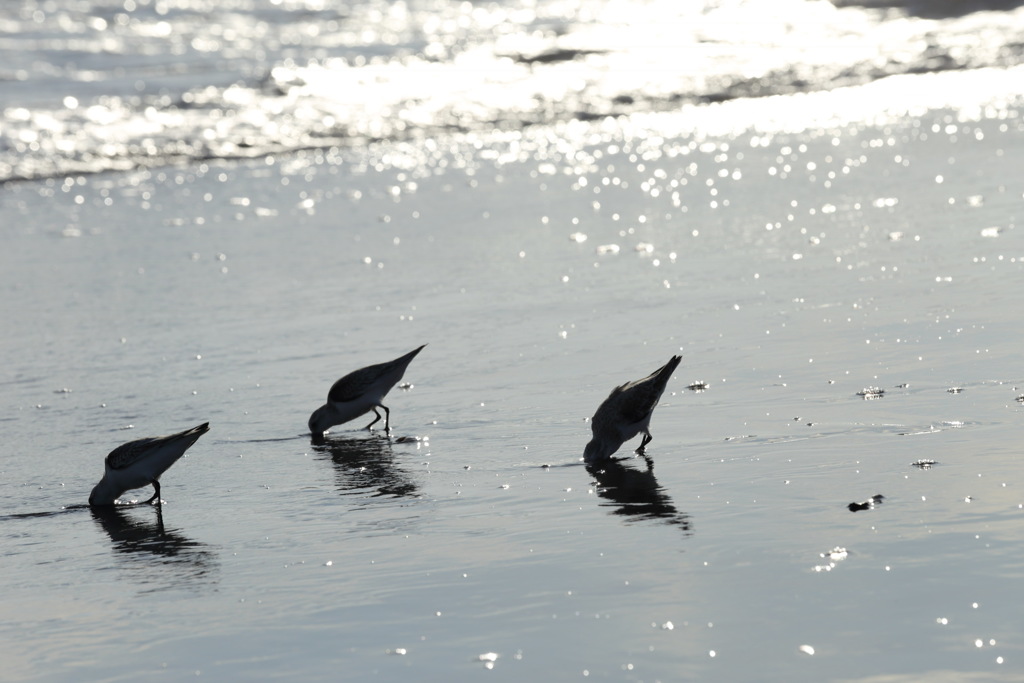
[0,504,90,520]
[585,455,692,537]
[311,432,421,500]
[89,505,219,591]
[0,504,219,591]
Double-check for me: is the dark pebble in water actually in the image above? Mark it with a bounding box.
[513,47,606,65]
[848,494,884,512]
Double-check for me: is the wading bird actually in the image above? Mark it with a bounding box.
[584,355,681,463]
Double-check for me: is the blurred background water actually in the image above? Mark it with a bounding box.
[3,1,1024,681]
[3,0,1024,180]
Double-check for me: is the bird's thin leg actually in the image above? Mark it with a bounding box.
[364,408,382,430]
[381,405,392,434]
[635,432,653,455]
[143,480,162,506]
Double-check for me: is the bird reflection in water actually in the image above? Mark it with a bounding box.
[90,505,218,589]
[585,456,691,536]
[311,434,420,500]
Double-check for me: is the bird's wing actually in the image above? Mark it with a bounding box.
[105,436,161,470]
[326,346,425,403]
[612,355,682,423]
[327,365,386,403]
[104,423,209,470]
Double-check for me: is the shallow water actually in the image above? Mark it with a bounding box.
[4,67,1024,680]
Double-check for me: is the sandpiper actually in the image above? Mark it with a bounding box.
[584,355,681,463]
[89,422,210,506]
[309,345,425,436]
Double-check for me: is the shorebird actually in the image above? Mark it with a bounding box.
[309,344,425,436]
[89,422,210,506]
[584,355,681,463]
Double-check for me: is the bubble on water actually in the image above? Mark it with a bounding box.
[799,644,815,655]
[569,232,587,243]
[596,244,620,255]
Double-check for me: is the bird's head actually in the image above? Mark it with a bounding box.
[583,437,616,464]
[308,404,331,436]
[88,477,119,506]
